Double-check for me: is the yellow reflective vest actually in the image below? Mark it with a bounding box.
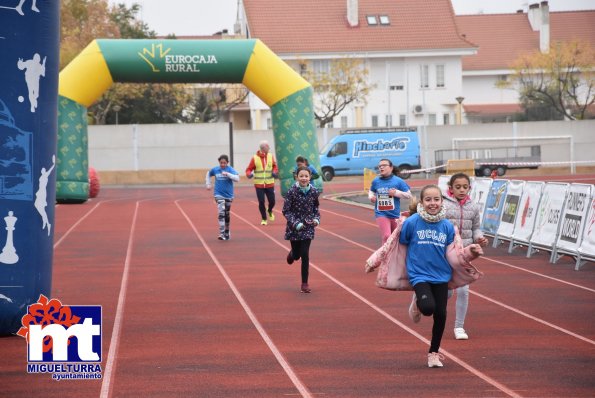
[253,153,274,185]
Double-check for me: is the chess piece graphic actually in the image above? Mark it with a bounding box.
[17,53,46,113]
[35,155,55,236]
[0,211,19,264]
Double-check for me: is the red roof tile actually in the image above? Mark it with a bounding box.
[243,0,475,54]
[457,11,595,71]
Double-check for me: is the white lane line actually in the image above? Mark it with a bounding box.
[54,195,143,249]
[54,202,102,249]
[100,201,140,398]
[231,210,522,398]
[470,290,595,345]
[97,194,203,398]
[480,257,595,293]
[175,201,313,398]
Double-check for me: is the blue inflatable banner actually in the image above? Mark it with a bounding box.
[0,0,60,334]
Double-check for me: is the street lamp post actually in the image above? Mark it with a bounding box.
[455,96,464,125]
[113,104,121,125]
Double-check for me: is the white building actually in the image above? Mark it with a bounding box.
[234,0,594,128]
[237,0,477,129]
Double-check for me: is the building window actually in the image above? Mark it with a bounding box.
[366,15,378,25]
[428,113,436,125]
[399,114,406,126]
[379,15,390,25]
[436,64,445,88]
[385,114,392,127]
[341,116,348,128]
[313,60,330,76]
[371,115,379,127]
[420,64,429,88]
[443,113,450,125]
[327,120,334,128]
[299,63,307,76]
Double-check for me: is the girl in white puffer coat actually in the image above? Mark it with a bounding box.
[443,173,489,340]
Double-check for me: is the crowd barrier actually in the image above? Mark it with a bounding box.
[437,175,594,270]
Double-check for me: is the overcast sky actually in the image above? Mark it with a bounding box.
[110,0,595,37]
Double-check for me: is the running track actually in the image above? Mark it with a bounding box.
[1,175,594,397]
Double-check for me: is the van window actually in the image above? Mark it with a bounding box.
[328,141,347,157]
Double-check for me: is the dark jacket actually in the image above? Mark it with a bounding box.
[283,184,320,241]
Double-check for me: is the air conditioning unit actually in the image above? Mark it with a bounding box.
[413,104,424,114]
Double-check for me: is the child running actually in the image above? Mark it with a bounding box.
[369,159,412,243]
[400,185,482,368]
[443,173,488,340]
[292,155,320,181]
[206,154,239,240]
[283,166,320,293]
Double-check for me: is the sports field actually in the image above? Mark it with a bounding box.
[2,174,594,397]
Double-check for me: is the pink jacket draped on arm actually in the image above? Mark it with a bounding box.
[365,217,484,291]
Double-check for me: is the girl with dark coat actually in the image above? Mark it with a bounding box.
[283,166,320,293]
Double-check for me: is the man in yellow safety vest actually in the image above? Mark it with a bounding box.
[245,140,279,225]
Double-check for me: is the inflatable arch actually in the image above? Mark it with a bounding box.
[57,39,322,201]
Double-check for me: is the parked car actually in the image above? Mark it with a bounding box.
[319,128,421,181]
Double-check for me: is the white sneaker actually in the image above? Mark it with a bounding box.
[427,352,445,368]
[408,293,421,323]
[454,327,469,340]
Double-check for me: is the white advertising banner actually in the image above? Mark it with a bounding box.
[511,181,544,244]
[578,195,595,259]
[471,177,493,225]
[438,175,450,197]
[496,180,525,239]
[555,184,593,254]
[530,182,569,249]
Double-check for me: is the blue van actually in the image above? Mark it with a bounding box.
[319,128,420,181]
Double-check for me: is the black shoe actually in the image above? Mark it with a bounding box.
[286,250,294,265]
[224,230,230,240]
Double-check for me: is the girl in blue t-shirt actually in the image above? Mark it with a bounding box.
[369,159,412,243]
[399,184,462,368]
[206,154,239,240]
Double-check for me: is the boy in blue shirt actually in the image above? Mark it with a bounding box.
[206,155,239,240]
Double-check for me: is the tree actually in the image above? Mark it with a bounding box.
[109,3,156,39]
[180,86,249,123]
[86,2,194,124]
[301,58,375,127]
[60,0,120,69]
[505,40,594,120]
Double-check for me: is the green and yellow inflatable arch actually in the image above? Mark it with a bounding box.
[58,39,321,201]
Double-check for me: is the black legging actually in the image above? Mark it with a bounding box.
[413,282,449,353]
[290,239,311,283]
[255,187,275,220]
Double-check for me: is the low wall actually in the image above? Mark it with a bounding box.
[89,120,594,185]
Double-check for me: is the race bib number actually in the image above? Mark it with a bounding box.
[377,194,395,211]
